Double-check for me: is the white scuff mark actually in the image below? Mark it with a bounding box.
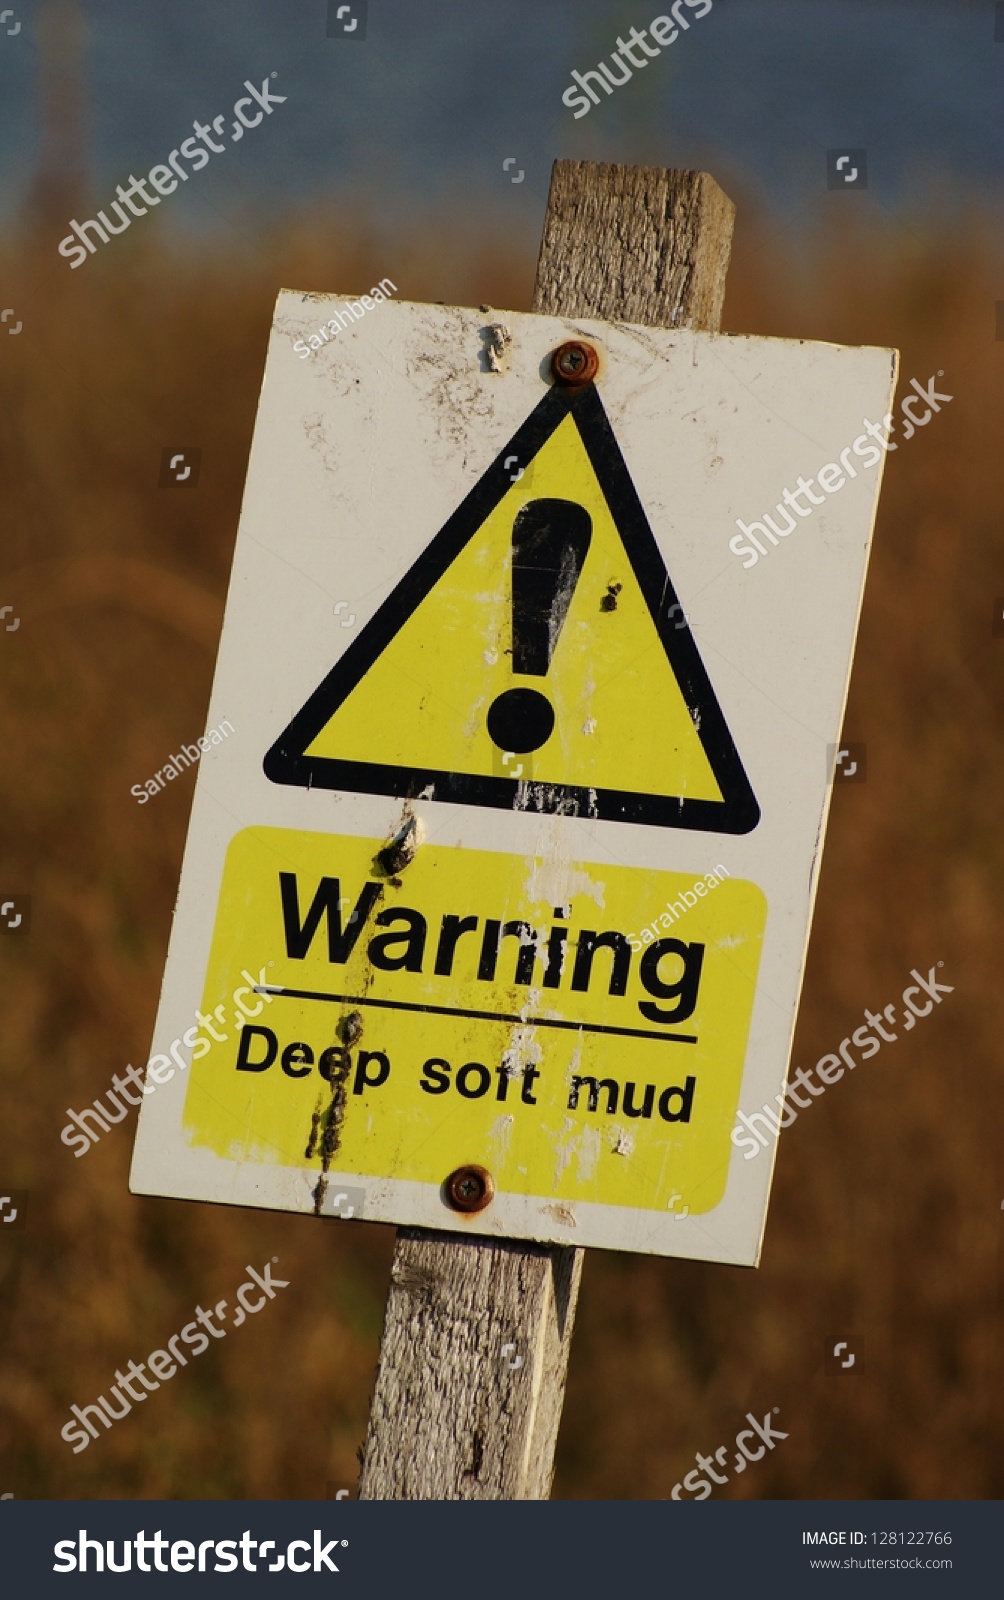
[552,1115,601,1187]
[501,1023,543,1077]
[462,695,488,742]
[553,1117,579,1185]
[523,826,607,913]
[483,647,499,666]
[582,717,597,735]
[718,933,744,950]
[547,543,582,661]
[487,1113,515,1164]
[512,777,538,814]
[575,1126,602,1182]
[542,1202,577,1228]
[612,1130,634,1157]
[484,323,512,373]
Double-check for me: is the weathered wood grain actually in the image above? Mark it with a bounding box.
[357,160,735,1502]
[532,162,734,331]
[358,1231,580,1500]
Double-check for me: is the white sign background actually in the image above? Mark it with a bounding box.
[129,292,897,1264]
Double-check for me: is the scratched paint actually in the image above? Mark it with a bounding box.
[178,826,766,1218]
[129,295,896,1264]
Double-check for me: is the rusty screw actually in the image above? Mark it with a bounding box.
[551,340,599,388]
[445,1164,495,1214]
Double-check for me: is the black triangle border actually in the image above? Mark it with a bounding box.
[263,383,760,835]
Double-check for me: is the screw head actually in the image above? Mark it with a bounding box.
[445,1164,495,1213]
[551,340,599,387]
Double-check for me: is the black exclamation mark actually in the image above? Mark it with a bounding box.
[487,498,592,755]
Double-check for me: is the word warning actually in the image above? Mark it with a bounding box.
[184,829,766,1214]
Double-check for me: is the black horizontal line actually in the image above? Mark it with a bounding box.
[255,987,697,1044]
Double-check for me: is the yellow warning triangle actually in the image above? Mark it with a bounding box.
[265,384,759,833]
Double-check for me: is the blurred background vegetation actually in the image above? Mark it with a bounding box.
[1,0,1002,1501]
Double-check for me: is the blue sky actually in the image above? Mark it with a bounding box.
[1,0,1001,247]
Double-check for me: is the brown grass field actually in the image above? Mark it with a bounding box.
[1,188,1002,1500]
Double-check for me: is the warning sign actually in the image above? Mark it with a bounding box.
[129,293,897,1263]
[184,828,766,1215]
[264,385,759,834]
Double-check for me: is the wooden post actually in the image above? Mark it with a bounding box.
[357,161,735,1502]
